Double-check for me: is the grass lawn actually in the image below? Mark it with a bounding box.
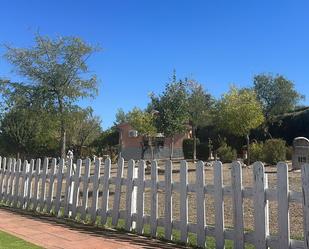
[0,230,42,249]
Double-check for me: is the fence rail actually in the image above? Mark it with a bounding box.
[0,156,308,249]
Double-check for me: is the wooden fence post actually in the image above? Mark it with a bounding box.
[32,159,41,211]
[231,161,244,249]
[91,158,100,223]
[136,160,145,234]
[302,163,309,249]
[55,159,64,216]
[253,162,269,249]
[180,160,188,243]
[214,161,224,249]
[71,159,82,219]
[46,159,56,213]
[64,159,73,217]
[277,162,290,249]
[81,158,90,220]
[150,160,158,237]
[112,157,124,226]
[196,161,206,248]
[101,158,111,225]
[0,157,6,201]
[165,160,173,240]
[39,158,48,212]
[125,159,135,231]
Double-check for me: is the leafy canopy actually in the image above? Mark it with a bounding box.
[216,86,264,137]
[253,74,304,118]
[150,79,188,137]
[127,107,157,137]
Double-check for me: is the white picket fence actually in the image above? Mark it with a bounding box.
[0,156,308,249]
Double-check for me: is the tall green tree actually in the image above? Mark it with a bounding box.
[2,34,100,158]
[127,107,157,159]
[187,80,213,160]
[253,74,304,119]
[150,76,188,159]
[215,86,264,164]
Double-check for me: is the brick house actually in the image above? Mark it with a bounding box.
[117,123,191,160]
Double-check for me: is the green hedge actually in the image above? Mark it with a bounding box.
[249,138,287,165]
[263,139,286,164]
[217,141,237,163]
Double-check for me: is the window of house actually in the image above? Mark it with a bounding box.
[128,130,138,137]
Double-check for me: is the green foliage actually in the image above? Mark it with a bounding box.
[150,78,188,138]
[127,107,157,136]
[66,107,102,157]
[91,128,119,160]
[286,146,293,160]
[114,108,128,125]
[254,74,304,118]
[215,86,265,137]
[187,80,213,127]
[217,140,237,163]
[263,139,286,164]
[2,33,100,157]
[249,142,264,162]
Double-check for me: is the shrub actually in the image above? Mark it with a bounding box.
[183,138,200,159]
[217,141,237,163]
[249,142,264,162]
[286,146,293,161]
[263,139,286,165]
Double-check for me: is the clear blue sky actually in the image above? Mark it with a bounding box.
[0,1,308,129]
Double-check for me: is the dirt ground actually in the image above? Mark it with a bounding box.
[98,160,303,238]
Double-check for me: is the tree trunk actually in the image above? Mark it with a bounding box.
[192,125,197,161]
[58,96,66,159]
[170,136,174,160]
[149,137,154,160]
[246,134,250,166]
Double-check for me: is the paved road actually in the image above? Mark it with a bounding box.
[0,208,184,249]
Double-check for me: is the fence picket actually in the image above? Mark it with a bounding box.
[32,159,41,211]
[0,156,308,249]
[302,163,309,249]
[39,158,48,212]
[150,160,158,237]
[253,162,268,249]
[125,159,135,231]
[214,161,224,249]
[13,159,22,207]
[277,162,290,249]
[64,159,73,217]
[55,159,64,216]
[101,158,111,225]
[179,160,188,243]
[0,157,6,201]
[81,158,90,220]
[4,158,13,203]
[19,160,28,208]
[136,160,145,234]
[91,158,100,223]
[231,161,244,249]
[165,160,173,240]
[112,157,124,226]
[71,159,82,219]
[8,159,16,204]
[196,161,206,247]
[26,159,35,209]
[46,159,56,213]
